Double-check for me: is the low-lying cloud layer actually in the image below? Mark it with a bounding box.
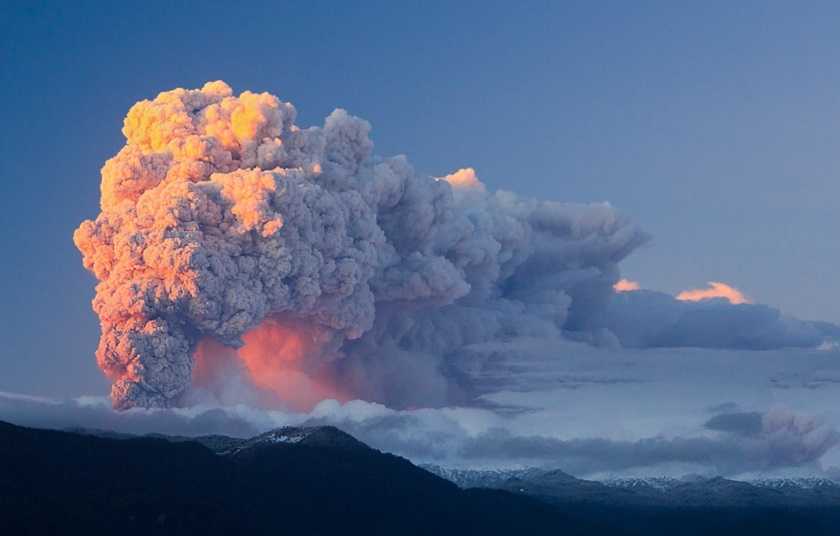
[457,411,836,475]
[7,332,840,478]
[2,389,836,478]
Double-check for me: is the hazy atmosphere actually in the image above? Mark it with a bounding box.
[3,0,840,482]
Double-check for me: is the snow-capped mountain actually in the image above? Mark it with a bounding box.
[425,466,840,507]
[206,425,369,456]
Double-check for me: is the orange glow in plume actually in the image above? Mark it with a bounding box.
[193,318,349,411]
[441,167,485,191]
[613,278,641,292]
[676,281,750,305]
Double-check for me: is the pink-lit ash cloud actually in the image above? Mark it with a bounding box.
[74,81,647,411]
[677,281,750,305]
[613,278,641,292]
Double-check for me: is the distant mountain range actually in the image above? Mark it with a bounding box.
[424,465,840,508]
[2,420,839,535]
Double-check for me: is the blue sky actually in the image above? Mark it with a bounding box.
[2,0,840,398]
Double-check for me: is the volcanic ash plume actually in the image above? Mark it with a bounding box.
[74,81,647,410]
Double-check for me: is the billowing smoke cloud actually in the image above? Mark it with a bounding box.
[604,289,839,350]
[74,82,647,410]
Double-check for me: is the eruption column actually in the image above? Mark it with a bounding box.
[75,81,646,409]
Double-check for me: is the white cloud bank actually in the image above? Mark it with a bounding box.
[4,341,840,478]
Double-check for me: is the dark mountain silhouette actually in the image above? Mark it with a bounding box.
[2,420,840,535]
[0,421,603,535]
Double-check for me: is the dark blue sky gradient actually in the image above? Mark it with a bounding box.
[2,0,839,397]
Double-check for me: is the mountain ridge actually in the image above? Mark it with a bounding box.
[0,420,602,535]
[3,420,840,535]
[424,465,840,508]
